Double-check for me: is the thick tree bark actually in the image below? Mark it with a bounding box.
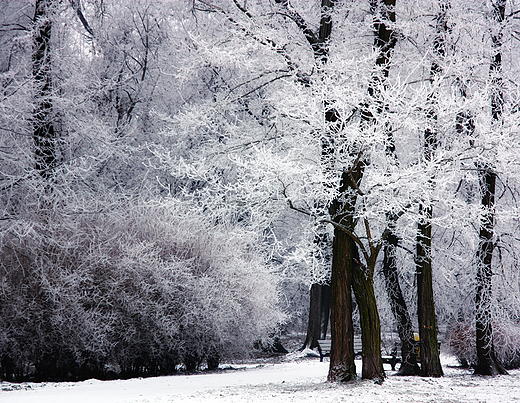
[326,127,362,382]
[383,223,419,375]
[327,226,356,382]
[33,0,56,179]
[416,205,442,377]
[416,127,442,377]
[474,0,507,376]
[352,252,384,381]
[474,166,506,375]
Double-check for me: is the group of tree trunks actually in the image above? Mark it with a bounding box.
[298,0,507,381]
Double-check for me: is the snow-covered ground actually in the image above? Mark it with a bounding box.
[2,352,520,403]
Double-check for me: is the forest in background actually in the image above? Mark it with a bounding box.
[1,0,520,382]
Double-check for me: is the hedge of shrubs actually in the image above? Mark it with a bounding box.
[0,201,284,381]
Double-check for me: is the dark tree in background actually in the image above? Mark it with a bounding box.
[33,0,56,179]
[301,282,323,350]
[383,221,419,375]
[474,0,508,376]
[370,0,419,376]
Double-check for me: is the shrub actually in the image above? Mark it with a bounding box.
[448,320,520,369]
[0,198,285,381]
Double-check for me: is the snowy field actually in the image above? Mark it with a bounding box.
[2,353,520,403]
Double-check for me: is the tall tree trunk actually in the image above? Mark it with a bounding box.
[415,2,448,378]
[327,223,356,382]
[33,0,55,179]
[475,166,506,375]
[343,0,398,382]
[383,221,419,375]
[416,129,442,376]
[370,0,418,376]
[352,252,384,381]
[278,0,358,379]
[416,204,442,377]
[474,0,507,376]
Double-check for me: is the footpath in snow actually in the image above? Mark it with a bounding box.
[2,353,520,402]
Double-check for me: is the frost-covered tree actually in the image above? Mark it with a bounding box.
[4,0,520,383]
[166,0,520,378]
[473,0,508,376]
[0,0,286,381]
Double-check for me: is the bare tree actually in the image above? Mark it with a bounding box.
[474,0,508,376]
[33,0,56,179]
[413,1,449,378]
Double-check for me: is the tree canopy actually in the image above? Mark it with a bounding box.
[2,0,520,382]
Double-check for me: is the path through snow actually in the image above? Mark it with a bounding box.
[2,353,520,402]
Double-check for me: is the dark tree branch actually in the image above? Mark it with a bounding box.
[69,0,94,37]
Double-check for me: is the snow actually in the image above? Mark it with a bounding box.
[2,353,520,403]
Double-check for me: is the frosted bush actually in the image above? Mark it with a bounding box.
[0,195,285,381]
[448,320,520,369]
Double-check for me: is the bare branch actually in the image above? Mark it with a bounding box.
[232,0,254,19]
[274,0,320,47]
[69,0,94,37]
[196,0,296,70]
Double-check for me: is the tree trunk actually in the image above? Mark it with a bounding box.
[474,166,506,375]
[33,0,56,179]
[327,158,360,382]
[281,0,341,357]
[300,283,322,350]
[327,226,356,382]
[383,222,419,375]
[301,230,332,349]
[370,0,417,376]
[414,2,449,378]
[317,1,359,380]
[474,0,507,376]
[352,251,384,381]
[416,205,443,377]
[321,284,331,339]
[335,0,398,382]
